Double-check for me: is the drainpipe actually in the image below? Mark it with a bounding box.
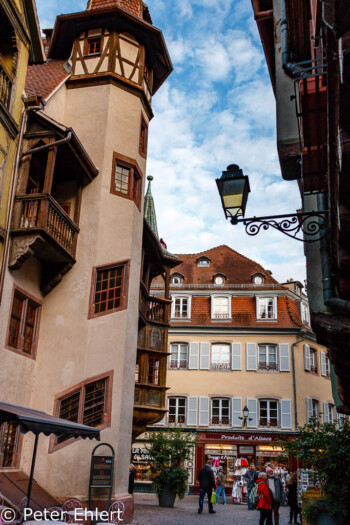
[0,97,45,304]
[280,0,296,77]
[317,193,350,312]
[291,330,306,431]
[21,131,72,158]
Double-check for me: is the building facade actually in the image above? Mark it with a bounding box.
[251,0,350,412]
[0,0,172,519]
[133,245,335,491]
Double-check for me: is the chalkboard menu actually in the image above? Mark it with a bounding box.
[91,455,114,487]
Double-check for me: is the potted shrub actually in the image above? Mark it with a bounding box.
[282,418,350,524]
[146,428,195,507]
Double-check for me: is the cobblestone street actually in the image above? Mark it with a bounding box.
[133,494,292,525]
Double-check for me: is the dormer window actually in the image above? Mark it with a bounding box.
[252,273,264,285]
[171,274,183,285]
[211,296,231,320]
[213,274,225,285]
[257,297,277,320]
[197,257,210,267]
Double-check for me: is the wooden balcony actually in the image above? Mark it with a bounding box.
[0,58,12,110]
[139,282,171,325]
[10,194,79,280]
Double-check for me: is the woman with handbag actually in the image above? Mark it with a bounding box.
[257,472,273,525]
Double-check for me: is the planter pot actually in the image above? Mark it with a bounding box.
[158,487,176,508]
[315,512,345,525]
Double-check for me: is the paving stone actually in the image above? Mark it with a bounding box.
[133,493,295,524]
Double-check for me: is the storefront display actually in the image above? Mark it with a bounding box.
[204,444,237,485]
[256,445,288,470]
[131,446,154,482]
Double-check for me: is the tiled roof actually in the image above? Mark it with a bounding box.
[25,60,70,99]
[178,296,302,328]
[86,0,142,18]
[157,245,280,286]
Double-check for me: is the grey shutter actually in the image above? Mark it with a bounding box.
[306,397,313,422]
[200,342,210,370]
[323,402,329,423]
[321,351,327,376]
[199,397,210,426]
[231,397,242,427]
[281,399,292,429]
[232,343,242,370]
[304,344,311,371]
[279,343,290,371]
[189,342,199,369]
[247,398,257,428]
[187,396,198,426]
[246,343,257,370]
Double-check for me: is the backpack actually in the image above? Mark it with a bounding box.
[249,482,263,508]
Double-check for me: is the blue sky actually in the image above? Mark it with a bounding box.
[35,0,306,284]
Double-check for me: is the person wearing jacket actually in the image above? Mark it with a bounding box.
[198,463,216,514]
[287,472,301,524]
[216,466,226,505]
[244,463,258,509]
[266,467,285,525]
[257,472,273,525]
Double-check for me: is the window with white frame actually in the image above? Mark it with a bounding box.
[252,273,264,285]
[170,343,188,369]
[259,400,279,427]
[211,398,230,425]
[211,344,231,370]
[325,354,331,377]
[214,274,225,285]
[172,297,190,319]
[312,399,319,418]
[258,345,278,370]
[301,303,310,326]
[171,274,183,285]
[327,403,334,423]
[212,296,230,319]
[257,297,276,320]
[310,348,318,373]
[168,397,186,424]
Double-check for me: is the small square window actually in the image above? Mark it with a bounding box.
[87,38,101,56]
[110,153,142,209]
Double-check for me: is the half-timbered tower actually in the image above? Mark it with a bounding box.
[0,0,172,519]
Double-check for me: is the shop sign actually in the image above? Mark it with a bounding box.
[132,447,153,462]
[239,446,254,454]
[220,434,274,442]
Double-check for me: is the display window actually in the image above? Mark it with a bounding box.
[256,445,288,470]
[131,446,154,482]
[204,444,237,485]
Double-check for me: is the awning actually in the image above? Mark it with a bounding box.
[0,401,101,440]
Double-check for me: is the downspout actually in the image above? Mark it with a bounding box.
[317,193,350,312]
[291,332,306,431]
[280,0,295,77]
[21,131,73,158]
[0,97,45,304]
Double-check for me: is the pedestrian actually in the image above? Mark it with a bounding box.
[287,472,301,524]
[257,472,273,525]
[266,467,285,525]
[128,463,136,494]
[216,466,226,504]
[198,462,216,514]
[244,463,258,510]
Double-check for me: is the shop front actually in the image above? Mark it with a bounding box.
[194,430,297,494]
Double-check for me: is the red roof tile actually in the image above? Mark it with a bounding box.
[25,60,70,100]
[183,296,302,328]
[86,0,142,17]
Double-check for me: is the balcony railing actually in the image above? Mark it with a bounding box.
[259,419,278,427]
[211,362,231,371]
[0,59,12,110]
[139,282,171,324]
[13,194,79,257]
[211,417,230,426]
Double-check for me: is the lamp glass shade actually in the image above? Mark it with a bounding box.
[216,172,250,220]
[243,406,249,418]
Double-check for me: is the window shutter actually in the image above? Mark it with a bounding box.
[281,399,292,429]
[189,342,199,369]
[306,397,313,422]
[323,402,329,423]
[231,398,242,427]
[200,342,210,370]
[279,343,290,372]
[304,344,311,371]
[247,398,257,428]
[246,343,257,371]
[231,343,242,370]
[187,396,198,426]
[198,397,210,426]
[320,351,326,376]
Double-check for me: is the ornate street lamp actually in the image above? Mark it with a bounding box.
[216,164,328,243]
